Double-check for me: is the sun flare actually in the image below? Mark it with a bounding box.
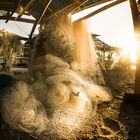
[121,37,137,64]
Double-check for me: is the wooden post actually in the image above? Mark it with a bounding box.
[129,0,140,96]
[5,0,23,23]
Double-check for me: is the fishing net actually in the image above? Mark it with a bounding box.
[0,54,112,138]
[1,81,47,135]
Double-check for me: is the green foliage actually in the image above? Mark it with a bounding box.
[96,44,122,70]
[0,29,23,71]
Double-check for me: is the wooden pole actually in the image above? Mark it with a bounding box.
[70,0,90,13]
[129,0,140,95]
[0,16,35,23]
[29,0,52,39]
[81,0,127,20]
[16,0,37,19]
[72,0,112,14]
[5,0,22,23]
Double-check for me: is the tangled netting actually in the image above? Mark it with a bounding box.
[0,54,112,139]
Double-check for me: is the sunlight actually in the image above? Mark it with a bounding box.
[121,37,137,64]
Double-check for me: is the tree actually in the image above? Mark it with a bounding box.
[0,29,23,71]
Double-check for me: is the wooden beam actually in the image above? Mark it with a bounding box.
[28,1,39,15]
[39,0,53,12]
[46,2,76,19]
[6,11,10,17]
[0,2,17,5]
[16,0,37,19]
[0,6,16,9]
[73,0,112,13]
[0,16,35,23]
[5,0,23,23]
[129,0,140,95]
[48,7,53,12]
[5,11,15,23]
[39,0,45,5]
[71,0,90,13]
[0,0,17,1]
[81,0,127,20]
[16,36,29,40]
[29,0,52,39]
[73,0,81,3]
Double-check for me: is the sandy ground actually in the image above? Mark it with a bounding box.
[0,68,140,140]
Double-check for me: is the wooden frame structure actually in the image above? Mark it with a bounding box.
[0,0,121,39]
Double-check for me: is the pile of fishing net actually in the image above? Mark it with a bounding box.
[0,54,112,139]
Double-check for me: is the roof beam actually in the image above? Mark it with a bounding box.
[0,1,17,5]
[73,0,81,3]
[81,0,127,20]
[5,0,22,23]
[73,0,112,13]
[0,16,35,23]
[71,0,90,13]
[0,6,16,9]
[28,1,40,15]
[46,2,76,19]
[0,0,18,2]
[16,0,37,19]
[29,0,53,39]
[39,0,53,13]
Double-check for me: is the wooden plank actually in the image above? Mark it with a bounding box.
[5,0,23,23]
[46,2,76,19]
[48,7,53,12]
[16,36,29,40]
[129,0,140,95]
[29,0,53,39]
[81,0,127,20]
[39,0,53,12]
[0,16,35,23]
[73,0,112,13]
[70,0,90,13]
[16,0,37,19]
[73,0,81,3]
[0,2,17,4]
[28,1,39,15]
[0,4,16,7]
[0,7,16,10]
[0,0,18,2]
